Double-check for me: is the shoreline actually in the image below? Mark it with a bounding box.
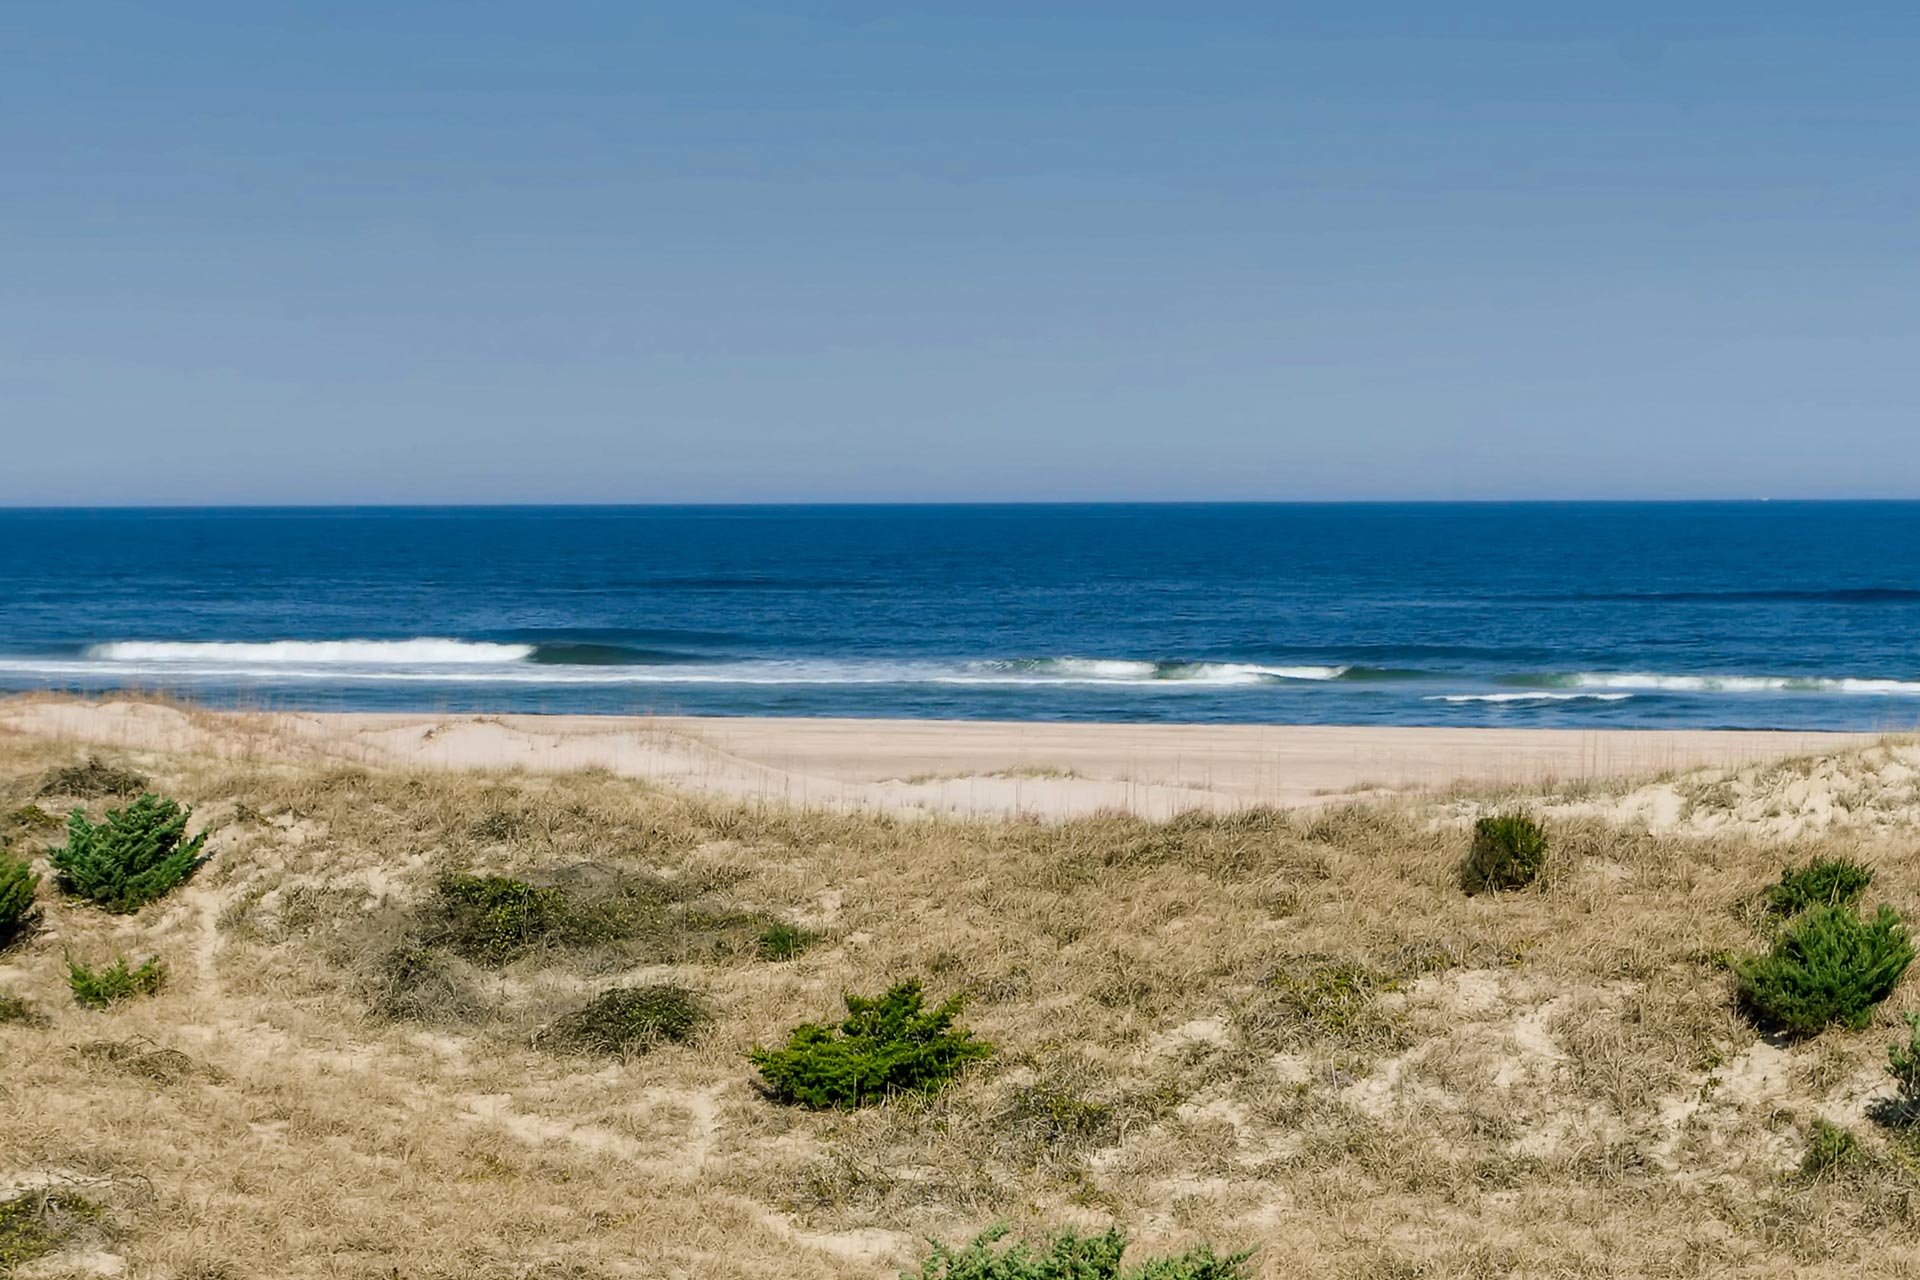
[0,695,1879,819]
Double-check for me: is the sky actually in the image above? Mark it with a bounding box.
[3,3,1918,504]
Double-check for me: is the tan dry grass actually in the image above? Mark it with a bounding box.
[5,731,1920,1276]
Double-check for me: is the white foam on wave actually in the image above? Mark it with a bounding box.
[955,659,1350,686]
[7,647,1349,689]
[86,639,534,665]
[1428,692,1636,704]
[1566,672,1920,696]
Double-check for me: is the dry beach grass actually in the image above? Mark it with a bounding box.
[5,703,1920,1277]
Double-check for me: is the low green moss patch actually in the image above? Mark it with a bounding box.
[0,1189,101,1272]
[540,984,710,1056]
[68,954,166,1009]
[420,867,781,969]
[1,803,61,846]
[751,980,992,1110]
[909,1226,1252,1280]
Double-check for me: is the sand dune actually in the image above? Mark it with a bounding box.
[0,695,1873,819]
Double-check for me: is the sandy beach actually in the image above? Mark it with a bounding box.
[0,695,1874,819]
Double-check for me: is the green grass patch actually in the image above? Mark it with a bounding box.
[908,1226,1251,1280]
[68,954,166,1009]
[1799,1119,1863,1181]
[752,979,992,1110]
[1735,903,1914,1038]
[757,920,825,961]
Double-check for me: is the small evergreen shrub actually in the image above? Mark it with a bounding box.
[51,794,207,912]
[907,1227,1252,1280]
[544,984,709,1056]
[1735,904,1914,1037]
[752,980,993,1109]
[39,755,147,798]
[757,920,825,961]
[1763,857,1874,921]
[68,953,166,1009]
[1799,1119,1862,1180]
[1460,812,1548,894]
[0,855,39,950]
[1887,1012,1920,1114]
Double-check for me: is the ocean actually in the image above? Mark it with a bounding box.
[2,503,1918,731]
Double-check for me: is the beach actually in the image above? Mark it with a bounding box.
[0,695,1877,819]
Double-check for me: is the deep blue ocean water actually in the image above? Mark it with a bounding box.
[2,503,1918,730]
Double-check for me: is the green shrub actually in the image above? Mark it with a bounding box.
[39,755,147,798]
[1735,904,1914,1037]
[1460,812,1547,894]
[0,855,39,949]
[751,980,992,1109]
[1888,1012,1920,1112]
[907,1227,1252,1280]
[1763,856,1874,921]
[544,984,709,1056]
[1799,1119,1862,1180]
[50,794,207,912]
[68,954,166,1009]
[757,920,825,961]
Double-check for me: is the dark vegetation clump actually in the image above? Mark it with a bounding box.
[1762,856,1875,922]
[365,943,484,1025]
[0,854,40,950]
[68,954,167,1009]
[51,794,207,912]
[757,920,825,961]
[0,993,45,1025]
[1735,903,1914,1038]
[0,1189,102,1272]
[907,1227,1252,1280]
[751,980,992,1110]
[39,756,148,799]
[1460,812,1548,894]
[78,1037,223,1085]
[541,984,709,1056]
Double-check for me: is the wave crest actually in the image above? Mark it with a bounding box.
[85,639,534,665]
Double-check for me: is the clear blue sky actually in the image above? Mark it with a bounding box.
[5,3,1918,504]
